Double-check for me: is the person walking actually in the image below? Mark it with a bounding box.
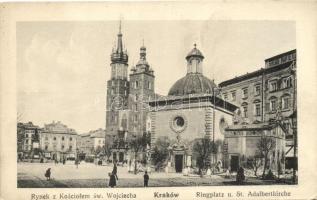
[108,172,117,188]
[45,168,51,180]
[143,171,149,187]
[236,166,245,185]
[112,161,118,180]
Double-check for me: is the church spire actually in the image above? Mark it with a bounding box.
[116,20,123,54]
[111,20,128,64]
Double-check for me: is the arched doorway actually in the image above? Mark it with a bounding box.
[174,154,183,172]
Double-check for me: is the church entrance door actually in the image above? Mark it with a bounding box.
[230,155,239,172]
[119,152,124,162]
[175,155,183,173]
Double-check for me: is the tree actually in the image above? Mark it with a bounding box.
[248,154,263,177]
[95,145,103,156]
[192,137,217,176]
[104,136,113,161]
[257,135,276,178]
[129,133,147,174]
[151,136,171,171]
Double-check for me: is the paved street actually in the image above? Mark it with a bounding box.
[17,162,284,188]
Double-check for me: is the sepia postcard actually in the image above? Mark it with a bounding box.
[1,1,317,200]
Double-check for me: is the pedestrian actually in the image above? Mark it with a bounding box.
[236,166,245,185]
[143,171,149,187]
[45,168,51,180]
[112,161,118,180]
[108,172,116,188]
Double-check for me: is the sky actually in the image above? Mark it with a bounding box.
[17,20,296,133]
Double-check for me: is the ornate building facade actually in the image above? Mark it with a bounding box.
[219,50,296,170]
[17,122,41,158]
[105,23,295,172]
[40,121,78,161]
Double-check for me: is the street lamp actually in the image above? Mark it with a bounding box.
[76,148,79,169]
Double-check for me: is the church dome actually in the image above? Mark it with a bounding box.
[168,73,217,96]
[186,46,204,60]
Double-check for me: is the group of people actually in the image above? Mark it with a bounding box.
[108,161,149,188]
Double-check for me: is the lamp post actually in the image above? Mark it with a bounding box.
[76,148,79,169]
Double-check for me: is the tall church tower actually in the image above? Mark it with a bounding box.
[106,22,129,136]
[129,44,155,135]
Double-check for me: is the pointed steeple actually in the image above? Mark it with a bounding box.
[111,20,128,64]
[116,19,123,53]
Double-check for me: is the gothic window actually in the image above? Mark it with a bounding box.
[45,145,48,150]
[62,136,65,141]
[69,137,72,141]
[135,81,139,89]
[121,114,127,130]
[53,137,56,141]
[134,115,138,122]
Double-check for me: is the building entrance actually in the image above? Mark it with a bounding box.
[119,152,124,162]
[230,155,239,172]
[175,155,183,173]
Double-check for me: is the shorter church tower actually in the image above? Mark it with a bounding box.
[129,44,155,135]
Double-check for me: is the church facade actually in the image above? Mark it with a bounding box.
[147,46,238,172]
[105,24,289,173]
[105,23,238,171]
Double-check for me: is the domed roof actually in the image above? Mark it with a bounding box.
[186,45,204,60]
[168,73,217,96]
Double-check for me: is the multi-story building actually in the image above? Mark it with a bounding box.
[40,121,78,161]
[219,49,297,169]
[77,128,106,158]
[17,122,41,159]
[219,49,296,126]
